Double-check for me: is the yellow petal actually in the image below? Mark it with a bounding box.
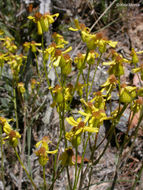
[53,56,61,67]
[63,46,72,54]
[102,60,116,66]
[107,41,118,48]
[136,50,143,54]
[52,13,59,18]
[46,149,58,154]
[69,27,79,31]
[3,122,12,134]
[84,127,98,133]
[66,117,78,126]
[35,141,42,148]
[27,16,34,20]
[75,128,83,136]
[132,68,141,73]
[78,110,88,116]
[16,131,21,138]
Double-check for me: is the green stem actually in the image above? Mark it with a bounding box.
[0,125,5,190]
[87,133,98,190]
[49,166,65,190]
[71,49,89,104]
[13,85,19,129]
[93,103,129,166]
[52,120,63,189]
[43,165,46,190]
[88,54,102,95]
[34,53,41,80]
[14,148,37,190]
[27,125,32,174]
[131,161,143,190]
[73,145,78,189]
[73,134,91,190]
[19,105,27,190]
[86,64,91,101]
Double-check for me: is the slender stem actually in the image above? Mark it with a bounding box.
[0,125,5,190]
[87,133,98,190]
[13,85,19,129]
[19,105,27,190]
[27,125,32,174]
[86,64,91,101]
[131,161,143,190]
[14,148,37,190]
[70,49,89,105]
[52,119,63,189]
[73,134,91,190]
[43,165,46,190]
[66,166,72,190]
[88,54,102,95]
[93,103,129,166]
[49,166,65,190]
[34,53,41,80]
[73,145,78,189]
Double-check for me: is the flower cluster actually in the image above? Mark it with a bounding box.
[35,136,58,166]
[0,117,21,147]
[28,12,59,35]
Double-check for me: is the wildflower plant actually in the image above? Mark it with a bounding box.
[0,8,143,190]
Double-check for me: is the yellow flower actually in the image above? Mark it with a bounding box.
[132,64,143,80]
[35,136,51,150]
[23,41,41,53]
[74,53,86,69]
[66,117,97,147]
[87,50,99,65]
[31,79,40,89]
[59,147,74,166]
[0,117,21,147]
[131,48,139,65]
[131,98,143,113]
[52,32,68,48]
[103,54,126,76]
[28,12,59,35]
[69,19,88,32]
[0,53,7,70]
[119,84,137,103]
[101,74,118,97]
[18,82,25,94]
[35,136,58,166]
[1,37,17,53]
[79,98,109,128]
[50,84,63,104]
[52,47,72,67]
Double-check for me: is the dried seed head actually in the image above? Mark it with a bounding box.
[136,98,143,105]
[95,91,102,96]
[50,42,56,48]
[77,53,83,58]
[78,121,85,128]
[121,83,127,88]
[109,74,117,84]
[79,23,86,30]
[37,147,46,156]
[87,102,93,107]
[96,33,103,40]
[66,148,74,156]
[63,53,70,60]
[115,55,122,63]
[43,136,49,142]
[55,49,62,57]
[9,130,16,138]
[34,12,42,20]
